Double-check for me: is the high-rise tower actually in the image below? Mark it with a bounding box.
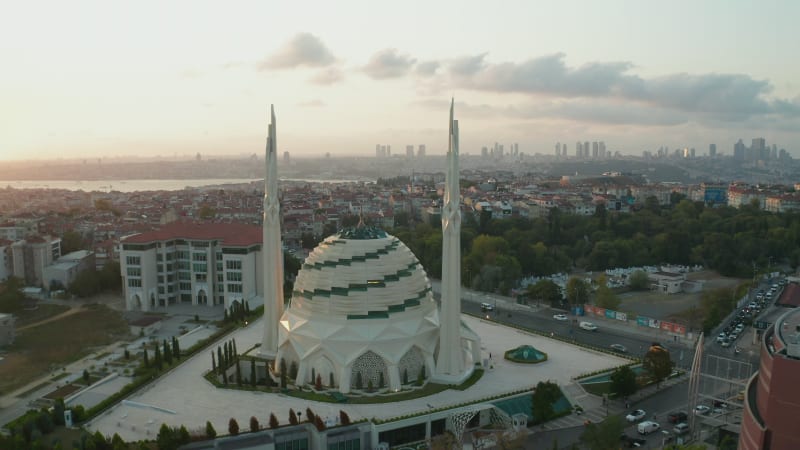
[435,99,465,379]
[261,105,284,358]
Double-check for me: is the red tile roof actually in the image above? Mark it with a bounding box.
[122,222,261,247]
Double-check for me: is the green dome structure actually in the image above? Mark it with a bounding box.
[504,345,548,364]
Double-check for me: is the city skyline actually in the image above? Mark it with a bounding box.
[2,1,800,161]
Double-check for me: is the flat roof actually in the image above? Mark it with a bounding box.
[87,315,628,442]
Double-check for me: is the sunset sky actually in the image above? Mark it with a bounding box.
[2,0,799,161]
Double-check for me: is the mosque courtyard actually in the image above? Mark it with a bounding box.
[86,314,628,442]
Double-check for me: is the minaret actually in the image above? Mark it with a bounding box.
[260,105,284,358]
[435,98,465,378]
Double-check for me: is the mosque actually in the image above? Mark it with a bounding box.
[260,102,480,391]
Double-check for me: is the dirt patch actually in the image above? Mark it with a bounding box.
[14,304,71,328]
[0,304,130,394]
[617,270,743,330]
[16,306,82,331]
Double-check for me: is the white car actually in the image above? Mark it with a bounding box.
[553,314,568,321]
[694,405,710,415]
[626,409,647,422]
[637,420,660,435]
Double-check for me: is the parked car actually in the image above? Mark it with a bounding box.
[620,434,647,448]
[716,332,726,343]
[667,411,688,424]
[674,422,690,435]
[579,321,598,331]
[694,405,710,415]
[637,421,660,435]
[610,344,628,353]
[553,314,568,321]
[626,409,647,422]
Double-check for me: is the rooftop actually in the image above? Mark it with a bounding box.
[122,222,261,247]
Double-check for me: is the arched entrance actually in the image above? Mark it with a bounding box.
[132,294,142,311]
[350,350,388,390]
[197,289,207,305]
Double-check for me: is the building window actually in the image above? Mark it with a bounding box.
[127,267,141,277]
[192,253,207,262]
[158,286,165,294]
[126,256,140,266]
[127,279,142,287]
[178,271,190,280]
[179,282,192,291]
[196,273,207,282]
[156,254,163,262]
[226,260,242,270]
[192,263,207,273]
[276,438,309,450]
[227,283,243,293]
[328,438,360,450]
[216,252,223,260]
[227,272,242,282]
[157,276,164,283]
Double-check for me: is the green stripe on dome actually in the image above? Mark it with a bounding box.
[302,240,401,271]
[294,262,420,300]
[345,287,432,319]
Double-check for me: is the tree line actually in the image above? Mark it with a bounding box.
[390,198,799,294]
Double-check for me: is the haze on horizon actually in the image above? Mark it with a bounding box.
[2,0,800,162]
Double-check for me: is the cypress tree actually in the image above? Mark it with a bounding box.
[163,339,172,365]
[154,345,162,370]
[172,336,180,360]
[212,351,216,371]
[143,348,149,367]
[217,346,224,373]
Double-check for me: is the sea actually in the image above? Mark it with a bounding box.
[0,178,369,193]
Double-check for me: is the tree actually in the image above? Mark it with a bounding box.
[172,336,180,360]
[82,369,91,385]
[565,277,590,306]
[205,421,216,438]
[163,339,172,365]
[356,372,363,390]
[143,348,149,368]
[269,413,279,429]
[61,230,85,254]
[314,415,326,431]
[217,346,224,373]
[235,359,242,386]
[154,344,162,370]
[315,373,322,390]
[228,418,239,436]
[339,410,351,425]
[579,415,625,450]
[609,365,638,398]
[643,344,674,388]
[526,279,562,307]
[249,416,260,432]
[628,270,650,290]
[305,407,315,423]
[212,351,216,372]
[289,409,298,425]
[594,276,621,310]
[532,381,562,423]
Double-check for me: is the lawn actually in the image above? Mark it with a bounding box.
[14,303,71,327]
[0,304,130,394]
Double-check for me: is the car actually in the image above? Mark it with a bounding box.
[713,400,728,408]
[579,321,598,331]
[721,338,731,347]
[620,434,647,448]
[716,333,726,343]
[674,422,690,435]
[610,344,628,353]
[480,302,494,311]
[553,314,568,321]
[637,421,660,435]
[694,405,710,415]
[667,411,688,423]
[626,409,647,422]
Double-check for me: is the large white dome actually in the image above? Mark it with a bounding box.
[275,226,443,393]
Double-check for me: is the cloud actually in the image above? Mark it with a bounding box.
[309,67,344,85]
[446,53,798,120]
[298,99,325,107]
[449,53,488,76]
[258,33,335,70]
[363,48,417,79]
[415,60,440,77]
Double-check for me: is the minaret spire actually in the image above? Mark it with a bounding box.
[261,104,284,357]
[435,98,465,379]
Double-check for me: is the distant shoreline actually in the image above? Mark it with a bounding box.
[0,177,372,193]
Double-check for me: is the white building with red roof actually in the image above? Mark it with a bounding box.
[120,222,263,311]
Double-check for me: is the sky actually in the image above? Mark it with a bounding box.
[2,0,800,161]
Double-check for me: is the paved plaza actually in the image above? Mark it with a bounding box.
[87,315,628,442]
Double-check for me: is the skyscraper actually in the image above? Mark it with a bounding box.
[406,145,414,158]
[417,144,426,157]
[709,143,716,158]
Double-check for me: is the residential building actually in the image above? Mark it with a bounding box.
[0,239,12,282]
[739,308,800,450]
[10,236,61,287]
[0,313,15,347]
[119,222,263,312]
[43,250,96,290]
